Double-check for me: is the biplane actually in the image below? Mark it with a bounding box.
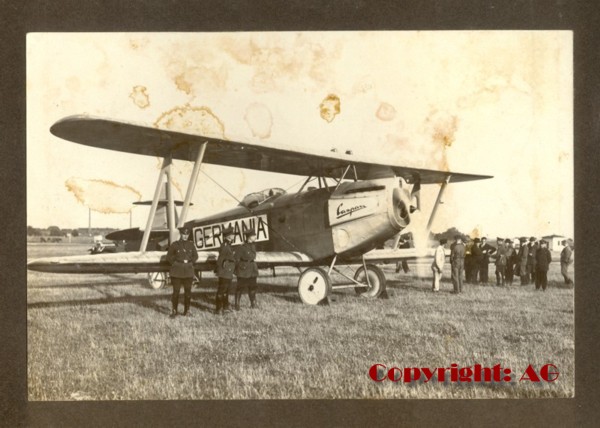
[27,115,491,304]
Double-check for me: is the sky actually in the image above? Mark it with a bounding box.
[26,32,573,239]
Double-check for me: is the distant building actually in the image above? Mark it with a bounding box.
[542,234,567,251]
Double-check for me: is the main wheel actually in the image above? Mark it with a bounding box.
[354,264,387,298]
[298,267,331,305]
[147,272,168,289]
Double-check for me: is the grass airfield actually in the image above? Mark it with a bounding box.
[27,243,574,400]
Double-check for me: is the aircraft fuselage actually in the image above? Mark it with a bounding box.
[185,177,411,263]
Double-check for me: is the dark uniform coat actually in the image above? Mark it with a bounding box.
[527,243,537,269]
[235,242,258,278]
[535,247,552,271]
[166,239,199,278]
[216,241,236,279]
[471,244,483,264]
[495,245,507,267]
[481,243,496,264]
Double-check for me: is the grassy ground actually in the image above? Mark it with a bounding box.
[27,244,574,400]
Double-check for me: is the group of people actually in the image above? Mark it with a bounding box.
[166,226,259,318]
[432,235,574,294]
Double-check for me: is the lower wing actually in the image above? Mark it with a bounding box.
[27,251,314,274]
[353,248,445,263]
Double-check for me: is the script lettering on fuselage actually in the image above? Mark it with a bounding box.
[328,196,379,226]
[193,214,269,250]
[336,203,367,219]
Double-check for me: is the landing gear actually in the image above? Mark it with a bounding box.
[297,262,387,304]
[193,270,202,288]
[147,272,168,289]
[298,268,331,305]
[354,264,387,298]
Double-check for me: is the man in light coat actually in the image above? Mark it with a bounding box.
[560,239,574,285]
[431,238,447,292]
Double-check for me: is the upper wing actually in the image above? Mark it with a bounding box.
[51,115,492,184]
[27,250,315,274]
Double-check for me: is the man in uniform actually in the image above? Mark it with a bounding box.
[431,238,447,292]
[479,237,496,285]
[518,237,529,285]
[560,239,574,285]
[535,240,552,291]
[450,235,465,294]
[235,229,259,309]
[166,226,199,317]
[215,227,236,315]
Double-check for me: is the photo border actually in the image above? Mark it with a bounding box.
[4,0,597,425]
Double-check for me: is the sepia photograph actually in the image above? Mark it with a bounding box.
[26,31,573,401]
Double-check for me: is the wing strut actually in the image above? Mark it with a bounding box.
[165,154,177,244]
[426,175,452,230]
[140,157,171,253]
[178,142,207,227]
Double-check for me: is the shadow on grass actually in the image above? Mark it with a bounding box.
[28,293,171,314]
[27,287,222,315]
[29,279,145,289]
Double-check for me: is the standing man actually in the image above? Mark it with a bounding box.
[526,237,537,284]
[535,240,552,291]
[235,229,259,309]
[464,236,473,284]
[450,235,465,294]
[518,237,529,285]
[560,239,574,285]
[479,237,496,285]
[470,238,483,285]
[166,226,199,318]
[431,238,447,292]
[215,227,236,315]
[494,238,507,287]
[504,239,515,286]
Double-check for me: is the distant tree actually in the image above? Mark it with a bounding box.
[27,225,42,236]
[433,227,468,242]
[71,229,79,237]
[48,226,63,236]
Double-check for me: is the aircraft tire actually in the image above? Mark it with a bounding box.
[147,272,168,289]
[354,264,386,298]
[298,267,332,305]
